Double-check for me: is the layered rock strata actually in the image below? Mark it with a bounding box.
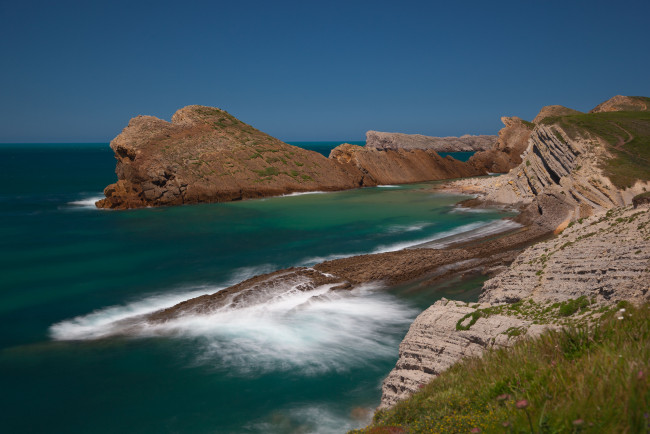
[379,204,650,408]
[365,131,496,152]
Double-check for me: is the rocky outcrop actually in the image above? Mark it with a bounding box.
[465,116,533,173]
[380,298,550,408]
[532,105,582,123]
[328,143,486,185]
[481,205,650,305]
[448,115,650,229]
[96,106,363,209]
[379,204,650,408]
[590,95,650,113]
[97,106,492,209]
[366,131,496,152]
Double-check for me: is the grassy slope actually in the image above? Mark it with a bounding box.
[541,111,650,189]
[353,302,649,433]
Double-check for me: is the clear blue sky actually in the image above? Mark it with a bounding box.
[1,0,649,142]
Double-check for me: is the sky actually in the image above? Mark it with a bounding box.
[1,0,649,142]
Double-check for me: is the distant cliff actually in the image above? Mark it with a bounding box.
[97,106,492,209]
[366,130,496,152]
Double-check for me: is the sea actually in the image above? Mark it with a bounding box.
[0,142,510,433]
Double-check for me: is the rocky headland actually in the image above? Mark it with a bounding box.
[378,94,650,409]
[98,106,519,209]
[365,130,496,152]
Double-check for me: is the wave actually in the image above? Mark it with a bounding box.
[385,222,433,234]
[50,279,415,376]
[301,219,518,265]
[376,185,399,188]
[67,195,104,208]
[410,219,522,249]
[281,191,328,197]
[246,404,372,434]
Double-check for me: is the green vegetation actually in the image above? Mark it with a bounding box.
[521,120,536,129]
[353,302,649,434]
[254,166,280,177]
[541,111,650,188]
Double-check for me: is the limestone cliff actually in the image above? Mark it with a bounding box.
[449,107,650,229]
[532,105,582,123]
[365,131,496,152]
[379,204,650,408]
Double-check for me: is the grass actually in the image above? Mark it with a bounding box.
[540,111,650,188]
[353,302,649,434]
[254,166,280,177]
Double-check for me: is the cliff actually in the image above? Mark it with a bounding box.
[379,204,650,408]
[97,106,491,209]
[379,95,650,409]
[589,95,650,113]
[365,131,496,152]
[449,103,650,229]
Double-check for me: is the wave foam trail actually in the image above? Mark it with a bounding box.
[67,195,105,208]
[51,280,417,375]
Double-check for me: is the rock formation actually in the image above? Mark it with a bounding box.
[365,131,496,152]
[328,143,485,186]
[379,204,650,408]
[465,116,534,173]
[97,106,493,209]
[589,95,650,113]
[379,95,650,409]
[449,103,650,229]
[532,105,582,123]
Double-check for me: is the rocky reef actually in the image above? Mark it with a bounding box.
[365,131,496,152]
[97,106,499,209]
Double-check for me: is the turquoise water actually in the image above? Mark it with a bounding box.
[0,143,505,433]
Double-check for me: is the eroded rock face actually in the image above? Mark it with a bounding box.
[365,131,496,152]
[97,106,492,209]
[466,116,533,173]
[448,121,650,229]
[379,204,650,409]
[329,143,487,186]
[379,298,550,409]
[481,205,650,305]
[96,106,364,209]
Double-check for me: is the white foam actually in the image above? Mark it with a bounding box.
[247,404,371,434]
[376,185,399,188]
[415,219,522,249]
[451,206,491,213]
[300,220,515,265]
[67,195,105,208]
[281,191,328,197]
[50,282,416,376]
[386,222,433,234]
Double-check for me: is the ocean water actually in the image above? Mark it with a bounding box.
[0,143,505,433]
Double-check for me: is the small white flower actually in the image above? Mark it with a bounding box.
[618,316,624,320]
[619,308,626,312]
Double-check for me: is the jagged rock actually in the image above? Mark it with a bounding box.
[532,105,582,123]
[365,131,496,152]
[590,95,650,113]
